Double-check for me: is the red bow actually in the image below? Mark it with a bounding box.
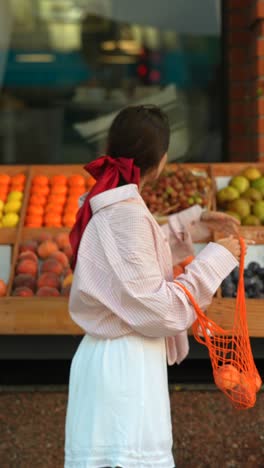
[70,156,140,269]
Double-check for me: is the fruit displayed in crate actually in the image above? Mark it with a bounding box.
[0,173,25,227]
[12,233,74,297]
[0,279,7,297]
[25,174,95,228]
[141,165,212,216]
[221,262,264,298]
[216,167,264,225]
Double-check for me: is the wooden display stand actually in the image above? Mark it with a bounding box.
[0,163,264,336]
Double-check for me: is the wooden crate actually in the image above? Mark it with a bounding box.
[211,163,264,241]
[0,165,31,244]
[0,163,264,337]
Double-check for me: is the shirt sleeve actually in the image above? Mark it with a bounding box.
[99,206,238,338]
[161,204,211,239]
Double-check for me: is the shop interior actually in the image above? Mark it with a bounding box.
[0,0,221,165]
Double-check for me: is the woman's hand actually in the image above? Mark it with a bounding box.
[200,210,240,236]
[216,236,242,262]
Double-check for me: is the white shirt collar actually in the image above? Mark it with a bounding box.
[79,184,141,214]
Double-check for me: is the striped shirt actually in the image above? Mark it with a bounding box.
[69,184,238,365]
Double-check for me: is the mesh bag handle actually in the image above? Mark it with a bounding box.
[174,237,262,410]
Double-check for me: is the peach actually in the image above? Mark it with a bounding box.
[38,240,58,259]
[62,244,73,261]
[173,264,184,277]
[36,287,60,297]
[50,251,69,269]
[37,232,53,243]
[16,259,38,277]
[62,273,73,288]
[61,284,71,297]
[12,287,34,297]
[63,267,73,277]
[214,364,241,391]
[255,373,262,392]
[41,258,64,276]
[13,274,37,292]
[55,232,70,249]
[37,272,60,290]
[0,279,7,297]
[179,256,195,269]
[18,251,38,264]
[19,240,38,254]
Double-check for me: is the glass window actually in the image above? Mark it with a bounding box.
[0,0,221,165]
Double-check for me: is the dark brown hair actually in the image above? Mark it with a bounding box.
[106,105,170,177]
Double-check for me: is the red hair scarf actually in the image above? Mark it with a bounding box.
[70,156,140,269]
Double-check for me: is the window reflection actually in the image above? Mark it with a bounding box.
[0,0,221,165]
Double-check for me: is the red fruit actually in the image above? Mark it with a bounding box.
[16,260,38,277]
[61,284,71,297]
[38,241,58,259]
[0,279,7,297]
[37,232,53,243]
[18,251,38,264]
[214,365,241,391]
[13,274,37,292]
[36,287,60,297]
[62,244,73,261]
[55,232,70,249]
[12,287,34,297]
[63,267,73,277]
[50,251,69,269]
[19,240,38,254]
[37,273,60,290]
[41,258,64,276]
[179,256,195,269]
[173,264,184,277]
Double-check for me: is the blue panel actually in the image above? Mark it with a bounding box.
[3,50,91,87]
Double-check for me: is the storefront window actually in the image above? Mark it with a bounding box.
[0,0,221,165]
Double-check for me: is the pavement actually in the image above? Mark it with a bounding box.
[0,386,264,468]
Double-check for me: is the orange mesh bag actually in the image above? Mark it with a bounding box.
[174,237,262,410]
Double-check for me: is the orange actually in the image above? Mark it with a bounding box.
[29,194,47,206]
[31,185,50,197]
[86,176,96,188]
[27,205,44,217]
[62,213,76,227]
[50,185,68,196]
[32,175,49,186]
[63,207,78,222]
[68,186,85,197]
[10,183,24,192]
[44,213,62,227]
[0,174,11,186]
[45,203,63,215]
[68,174,85,188]
[50,174,67,186]
[47,194,66,206]
[67,194,79,203]
[25,215,43,227]
[65,201,78,212]
[0,185,8,195]
[11,174,25,186]
[0,191,7,202]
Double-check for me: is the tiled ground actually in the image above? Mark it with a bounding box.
[1,388,264,468]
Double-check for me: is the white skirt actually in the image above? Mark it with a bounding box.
[64,333,175,468]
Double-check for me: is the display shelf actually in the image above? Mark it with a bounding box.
[206,299,264,337]
[0,165,31,244]
[0,297,82,334]
[20,226,70,242]
[0,297,263,336]
[0,163,264,337]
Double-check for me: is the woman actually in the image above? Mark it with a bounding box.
[65,105,241,468]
